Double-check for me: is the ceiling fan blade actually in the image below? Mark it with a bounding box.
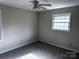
[39,4,51,6]
[19,5,33,7]
[30,0,39,3]
[30,0,34,3]
[40,6,47,9]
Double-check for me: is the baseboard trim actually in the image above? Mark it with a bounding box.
[0,40,37,54]
[39,40,79,53]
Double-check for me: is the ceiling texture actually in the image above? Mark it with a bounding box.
[0,0,79,11]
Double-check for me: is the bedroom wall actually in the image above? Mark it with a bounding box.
[38,6,79,52]
[0,5,37,54]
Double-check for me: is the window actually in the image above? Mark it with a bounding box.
[52,13,71,31]
[0,10,3,40]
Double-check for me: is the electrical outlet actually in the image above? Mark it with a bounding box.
[69,43,72,47]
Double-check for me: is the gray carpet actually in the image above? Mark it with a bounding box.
[0,41,78,59]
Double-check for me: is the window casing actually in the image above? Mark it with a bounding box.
[52,13,71,32]
[0,10,3,40]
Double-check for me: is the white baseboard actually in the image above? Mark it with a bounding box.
[39,39,79,53]
[0,40,37,54]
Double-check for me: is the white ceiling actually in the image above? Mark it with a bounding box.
[0,0,79,11]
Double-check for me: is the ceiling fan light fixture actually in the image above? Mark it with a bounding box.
[20,0,52,11]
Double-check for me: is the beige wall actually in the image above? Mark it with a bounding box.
[38,6,79,52]
[0,5,37,54]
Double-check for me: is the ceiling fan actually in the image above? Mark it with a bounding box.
[22,0,52,10]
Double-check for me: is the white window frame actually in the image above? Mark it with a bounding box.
[0,10,3,40]
[52,13,71,32]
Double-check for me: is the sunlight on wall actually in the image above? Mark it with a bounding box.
[17,53,40,59]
